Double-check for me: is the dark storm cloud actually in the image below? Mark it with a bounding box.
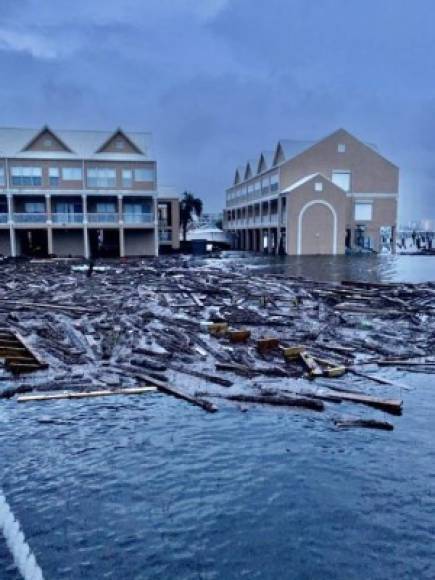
[0,0,434,220]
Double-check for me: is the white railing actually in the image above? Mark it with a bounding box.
[52,213,84,224]
[87,213,118,224]
[13,213,47,224]
[123,213,154,224]
[0,214,8,223]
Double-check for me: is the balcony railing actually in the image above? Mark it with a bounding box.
[123,213,154,224]
[14,213,47,224]
[87,213,118,224]
[52,213,84,224]
[159,230,172,242]
[0,214,8,223]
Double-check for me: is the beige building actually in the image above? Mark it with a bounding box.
[0,126,180,258]
[224,129,399,254]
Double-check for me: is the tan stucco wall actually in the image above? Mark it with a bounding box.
[279,129,399,194]
[286,176,347,255]
[124,229,155,256]
[52,230,85,257]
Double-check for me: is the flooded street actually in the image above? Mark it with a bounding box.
[1,254,435,580]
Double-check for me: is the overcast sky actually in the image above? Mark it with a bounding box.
[0,0,434,221]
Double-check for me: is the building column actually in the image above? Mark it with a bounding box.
[153,196,159,257]
[45,194,53,256]
[117,195,123,225]
[82,195,90,259]
[267,228,273,253]
[119,228,125,258]
[7,194,16,257]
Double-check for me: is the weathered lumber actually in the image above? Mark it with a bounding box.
[334,418,394,431]
[257,338,280,354]
[17,387,157,403]
[225,393,324,412]
[118,366,218,413]
[325,390,402,415]
[0,299,99,314]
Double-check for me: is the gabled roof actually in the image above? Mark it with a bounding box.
[21,125,73,153]
[272,139,315,166]
[234,166,244,185]
[257,151,274,174]
[281,172,347,194]
[244,159,257,180]
[96,128,143,154]
[0,127,153,160]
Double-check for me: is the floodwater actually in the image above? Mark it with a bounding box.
[1,254,435,580]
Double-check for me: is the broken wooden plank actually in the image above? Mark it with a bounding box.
[299,351,323,377]
[118,366,218,413]
[225,393,324,412]
[227,329,251,343]
[325,390,403,415]
[257,338,280,354]
[17,387,157,403]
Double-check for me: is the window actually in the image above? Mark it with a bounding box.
[122,169,133,187]
[0,167,4,186]
[24,201,45,213]
[332,170,351,192]
[254,181,261,196]
[11,167,42,186]
[62,167,82,181]
[315,182,323,192]
[261,176,270,194]
[248,184,254,196]
[44,138,53,147]
[354,202,373,221]
[49,167,60,186]
[338,143,346,153]
[270,173,279,192]
[115,139,125,150]
[134,168,155,182]
[87,168,116,187]
[96,202,116,213]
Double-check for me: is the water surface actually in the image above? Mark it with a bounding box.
[1,255,435,580]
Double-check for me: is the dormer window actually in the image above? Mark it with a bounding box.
[338,143,346,153]
[315,182,323,192]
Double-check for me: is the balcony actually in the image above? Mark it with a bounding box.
[14,213,47,224]
[87,213,118,224]
[52,213,84,224]
[123,213,154,225]
[159,230,172,242]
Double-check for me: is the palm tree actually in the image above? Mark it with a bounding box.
[180,191,203,241]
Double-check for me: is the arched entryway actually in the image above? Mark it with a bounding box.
[297,200,337,255]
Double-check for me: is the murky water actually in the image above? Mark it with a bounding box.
[1,255,435,580]
[211,252,435,284]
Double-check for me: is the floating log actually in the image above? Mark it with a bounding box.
[225,393,324,412]
[118,366,218,413]
[334,418,394,431]
[17,387,157,403]
[326,390,402,415]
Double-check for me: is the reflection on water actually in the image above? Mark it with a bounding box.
[213,252,435,284]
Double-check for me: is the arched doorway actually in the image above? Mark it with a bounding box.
[297,200,337,255]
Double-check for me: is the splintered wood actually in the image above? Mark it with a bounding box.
[0,329,47,374]
[0,256,432,430]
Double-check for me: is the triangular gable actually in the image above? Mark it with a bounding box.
[244,162,253,180]
[257,154,267,174]
[22,126,72,153]
[96,129,143,154]
[272,142,286,166]
[234,168,242,185]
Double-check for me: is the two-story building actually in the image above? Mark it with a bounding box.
[0,126,179,258]
[224,129,399,255]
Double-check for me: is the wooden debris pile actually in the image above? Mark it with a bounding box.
[0,256,433,431]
